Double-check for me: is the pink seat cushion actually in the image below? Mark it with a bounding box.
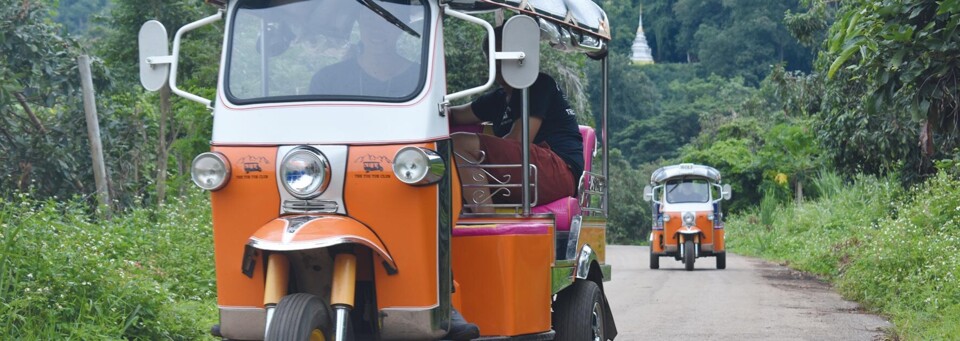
[531,197,581,231]
[452,223,550,237]
[528,126,594,232]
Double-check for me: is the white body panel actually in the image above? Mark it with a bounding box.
[660,202,713,213]
[211,1,448,145]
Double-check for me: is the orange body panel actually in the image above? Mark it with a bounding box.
[662,212,715,246]
[450,154,463,225]
[451,231,552,336]
[651,230,664,253]
[345,144,440,309]
[577,221,607,262]
[714,229,725,251]
[210,146,280,307]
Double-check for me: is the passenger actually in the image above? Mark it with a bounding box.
[449,26,584,213]
[309,2,421,98]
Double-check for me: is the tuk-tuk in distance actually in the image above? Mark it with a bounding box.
[137,0,617,339]
[643,164,732,271]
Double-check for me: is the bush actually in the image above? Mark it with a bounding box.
[727,171,960,338]
[836,172,960,339]
[0,190,216,339]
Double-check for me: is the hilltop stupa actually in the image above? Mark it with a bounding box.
[631,6,655,65]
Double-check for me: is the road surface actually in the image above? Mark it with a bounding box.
[603,245,890,340]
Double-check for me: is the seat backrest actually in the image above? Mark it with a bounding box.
[578,125,597,193]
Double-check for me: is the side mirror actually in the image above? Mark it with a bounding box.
[138,20,170,92]
[721,184,732,200]
[643,185,653,202]
[500,15,540,89]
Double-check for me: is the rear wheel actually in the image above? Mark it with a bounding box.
[716,252,726,270]
[266,293,333,341]
[683,240,695,271]
[649,245,659,269]
[553,280,605,341]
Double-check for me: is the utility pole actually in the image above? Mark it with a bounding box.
[78,55,111,218]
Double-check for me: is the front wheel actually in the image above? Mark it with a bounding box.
[716,252,726,270]
[265,293,333,341]
[649,245,659,269]
[683,240,695,271]
[553,280,606,341]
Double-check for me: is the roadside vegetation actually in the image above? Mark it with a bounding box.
[0,190,216,339]
[727,169,960,339]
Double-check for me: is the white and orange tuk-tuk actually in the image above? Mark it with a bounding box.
[643,164,732,271]
[138,0,616,339]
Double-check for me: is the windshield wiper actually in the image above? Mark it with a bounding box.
[355,0,421,38]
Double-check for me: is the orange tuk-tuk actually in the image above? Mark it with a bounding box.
[643,164,732,271]
[137,0,616,339]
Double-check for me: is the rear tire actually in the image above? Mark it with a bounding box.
[265,293,333,341]
[553,280,606,341]
[683,240,695,271]
[649,245,659,269]
[716,252,726,270]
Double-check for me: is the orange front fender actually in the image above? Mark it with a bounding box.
[249,215,398,274]
[674,228,703,242]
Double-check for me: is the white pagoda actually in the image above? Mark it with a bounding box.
[631,6,654,65]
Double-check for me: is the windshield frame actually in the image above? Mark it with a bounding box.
[222,0,432,106]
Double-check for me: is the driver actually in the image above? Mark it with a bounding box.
[309,2,421,98]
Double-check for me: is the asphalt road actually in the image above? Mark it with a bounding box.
[603,245,891,340]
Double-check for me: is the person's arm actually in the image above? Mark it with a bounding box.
[449,103,482,125]
[503,75,550,143]
[503,115,542,144]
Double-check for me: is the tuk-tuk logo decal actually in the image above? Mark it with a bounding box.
[236,156,270,179]
[353,154,392,178]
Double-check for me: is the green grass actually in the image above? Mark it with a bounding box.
[727,172,960,339]
[0,190,217,339]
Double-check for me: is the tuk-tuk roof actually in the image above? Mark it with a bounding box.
[651,164,721,183]
[205,0,609,56]
[449,0,610,56]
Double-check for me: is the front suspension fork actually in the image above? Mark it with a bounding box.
[331,253,357,341]
[264,253,290,338]
[678,234,701,258]
[262,252,356,341]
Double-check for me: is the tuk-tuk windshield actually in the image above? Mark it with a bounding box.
[226,0,429,104]
[665,179,710,204]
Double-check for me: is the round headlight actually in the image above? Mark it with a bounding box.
[192,152,230,191]
[280,147,330,199]
[662,214,671,222]
[393,147,445,185]
[682,211,696,226]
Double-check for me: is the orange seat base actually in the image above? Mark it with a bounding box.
[451,229,553,337]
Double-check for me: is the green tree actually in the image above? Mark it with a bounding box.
[0,0,99,199]
[96,0,221,204]
[50,0,110,36]
[607,148,651,243]
[824,0,960,174]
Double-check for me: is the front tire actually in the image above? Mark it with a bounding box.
[553,280,606,341]
[649,245,659,269]
[683,240,695,271]
[265,293,333,341]
[716,252,726,270]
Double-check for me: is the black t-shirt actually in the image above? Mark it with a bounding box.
[470,73,584,181]
[309,58,420,98]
